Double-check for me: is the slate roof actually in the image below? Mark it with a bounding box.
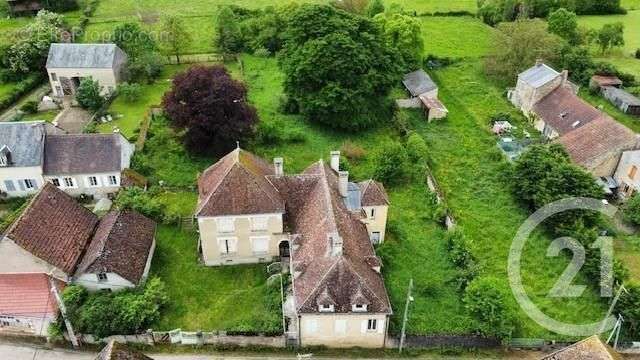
[603,86,640,106]
[0,121,45,167]
[5,184,99,275]
[0,273,62,318]
[519,63,560,88]
[403,70,437,97]
[46,43,125,69]
[358,180,390,207]
[269,162,391,315]
[44,134,125,175]
[96,340,154,360]
[541,336,620,360]
[533,87,602,136]
[196,148,284,217]
[76,210,156,285]
[557,116,638,170]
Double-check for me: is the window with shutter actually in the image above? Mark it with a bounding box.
[4,180,15,192]
[217,218,235,233]
[218,237,237,255]
[251,236,269,255]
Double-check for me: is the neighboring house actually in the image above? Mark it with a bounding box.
[75,210,156,292]
[5,0,43,15]
[46,43,128,97]
[557,115,638,178]
[540,335,620,360]
[402,69,448,121]
[0,122,134,198]
[96,340,154,360]
[590,75,623,91]
[614,150,640,199]
[508,62,572,114]
[197,149,391,348]
[0,184,156,292]
[602,86,640,116]
[0,273,62,336]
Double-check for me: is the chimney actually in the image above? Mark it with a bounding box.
[561,70,569,86]
[330,233,343,256]
[535,59,543,66]
[338,171,349,198]
[274,157,283,177]
[330,151,341,172]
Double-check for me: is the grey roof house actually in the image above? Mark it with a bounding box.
[0,122,134,198]
[46,43,128,97]
[402,69,438,98]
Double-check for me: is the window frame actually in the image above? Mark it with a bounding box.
[51,72,57,81]
[250,236,270,255]
[319,304,335,313]
[23,179,35,190]
[216,218,235,234]
[51,178,61,187]
[367,319,377,331]
[107,175,119,186]
[63,177,76,188]
[250,216,269,232]
[218,237,238,255]
[4,180,15,192]
[97,272,108,282]
[87,176,100,187]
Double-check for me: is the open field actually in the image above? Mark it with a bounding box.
[420,16,495,58]
[623,0,640,10]
[578,10,640,74]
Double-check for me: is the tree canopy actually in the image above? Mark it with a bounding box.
[374,12,424,71]
[547,8,580,44]
[159,15,192,64]
[111,23,163,83]
[162,65,258,156]
[279,5,402,130]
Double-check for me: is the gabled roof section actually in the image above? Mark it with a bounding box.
[0,121,46,167]
[0,273,63,318]
[5,184,99,275]
[533,86,602,136]
[44,134,128,175]
[403,69,437,97]
[518,63,560,88]
[76,210,156,285]
[540,335,620,360]
[359,180,390,206]
[46,43,125,69]
[196,148,284,217]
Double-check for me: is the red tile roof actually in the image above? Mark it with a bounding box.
[557,116,638,171]
[76,210,156,285]
[541,335,620,359]
[196,148,284,217]
[6,184,99,275]
[533,87,602,136]
[358,180,390,206]
[0,273,61,317]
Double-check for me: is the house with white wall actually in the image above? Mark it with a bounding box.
[614,150,640,199]
[46,43,128,97]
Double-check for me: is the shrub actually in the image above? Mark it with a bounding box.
[623,193,640,226]
[406,132,428,164]
[445,230,478,290]
[463,277,515,341]
[118,82,142,102]
[340,141,366,161]
[373,142,408,186]
[75,77,105,111]
[253,47,271,58]
[20,100,38,114]
[636,49,640,59]
[255,120,306,146]
[114,187,165,221]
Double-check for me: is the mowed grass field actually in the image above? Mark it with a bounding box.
[421,16,496,58]
[578,10,640,74]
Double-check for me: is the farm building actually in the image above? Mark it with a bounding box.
[590,75,623,91]
[403,70,438,98]
[602,86,640,116]
[419,94,448,121]
[5,0,43,15]
[46,43,128,98]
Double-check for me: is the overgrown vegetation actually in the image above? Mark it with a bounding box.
[75,77,106,111]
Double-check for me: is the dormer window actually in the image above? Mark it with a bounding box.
[352,304,367,312]
[319,304,335,312]
[0,146,11,167]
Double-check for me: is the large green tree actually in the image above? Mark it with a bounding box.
[374,12,424,71]
[159,15,192,64]
[111,23,163,83]
[595,22,624,54]
[547,8,580,44]
[279,5,402,130]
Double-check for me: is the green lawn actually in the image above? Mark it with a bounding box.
[150,225,283,332]
[420,16,496,58]
[412,61,608,338]
[578,10,640,74]
[623,0,640,10]
[20,110,60,122]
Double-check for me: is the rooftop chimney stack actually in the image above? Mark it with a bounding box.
[274,157,284,177]
[535,59,543,66]
[330,151,341,172]
[338,171,349,198]
[561,70,569,86]
[330,233,343,256]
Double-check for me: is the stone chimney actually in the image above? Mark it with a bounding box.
[330,233,343,256]
[274,157,283,177]
[535,58,543,66]
[338,171,349,198]
[561,70,569,86]
[330,151,340,172]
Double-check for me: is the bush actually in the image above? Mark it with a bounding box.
[114,187,166,221]
[340,141,366,161]
[445,230,478,290]
[76,77,105,111]
[636,49,640,59]
[623,193,640,226]
[406,132,428,164]
[20,100,38,114]
[118,82,142,102]
[463,277,515,341]
[373,142,408,186]
[253,47,271,58]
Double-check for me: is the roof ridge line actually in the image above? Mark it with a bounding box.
[195,153,238,215]
[297,259,340,311]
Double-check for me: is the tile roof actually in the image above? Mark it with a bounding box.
[519,63,560,88]
[0,273,62,318]
[43,134,127,175]
[557,116,638,170]
[46,43,125,69]
[541,336,620,360]
[0,121,46,167]
[196,148,284,217]
[419,95,447,112]
[270,162,391,314]
[533,86,602,136]
[359,180,390,207]
[5,183,99,275]
[403,70,437,97]
[76,210,156,285]
[96,340,154,360]
[591,75,623,88]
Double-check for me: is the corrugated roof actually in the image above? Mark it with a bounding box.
[402,70,437,97]
[519,63,560,88]
[0,122,45,167]
[603,86,640,106]
[46,43,124,69]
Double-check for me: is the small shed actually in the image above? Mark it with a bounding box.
[590,75,623,91]
[419,94,448,121]
[403,70,438,98]
[602,86,640,116]
[6,0,43,15]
